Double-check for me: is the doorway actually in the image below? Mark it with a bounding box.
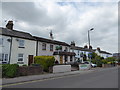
[28,55,34,65]
[60,56,63,64]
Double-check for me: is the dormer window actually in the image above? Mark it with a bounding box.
[19,40,25,48]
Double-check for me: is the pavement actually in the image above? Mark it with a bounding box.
[1,66,119,86]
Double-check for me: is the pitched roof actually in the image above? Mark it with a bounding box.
[95,49,112,55]
[0,27,35,40]
[34,36,70,46]
[70,46,94,52]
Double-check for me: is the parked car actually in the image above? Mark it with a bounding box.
[91,63,97,67]
[83,61,97,67]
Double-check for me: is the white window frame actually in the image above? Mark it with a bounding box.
[0,53,8,62]
[19,40,25,47]
[50,44,53,51]
[42,43,46,50]
[18,53,24,62]
[4,54,8,61]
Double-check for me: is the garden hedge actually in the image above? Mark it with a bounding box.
[2,64,19,78]
[34,56,55,72]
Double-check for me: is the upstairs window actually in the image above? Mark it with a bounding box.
[19,40,25,48]
[42,43,46,50]
[50,44,53,51]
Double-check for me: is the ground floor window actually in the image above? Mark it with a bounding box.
[18,53,24,62]
[65,55,68,62]
[0,53,9,63]
[70,56,73,61]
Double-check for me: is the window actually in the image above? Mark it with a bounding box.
[65,55,68,62]
[18,54,24,62]
[65,47,68,52]
[0,53,8,62]
[4,54,8,61]
[42,43,46,50]
[2,54,4,61]
[59,46,62,51]
[19,40,25,48]
[50,45,53,51]
[0,38,3,45]
[70,56,73,61]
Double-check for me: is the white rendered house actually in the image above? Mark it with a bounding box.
[34,36,76,64]
[0,21,36,65]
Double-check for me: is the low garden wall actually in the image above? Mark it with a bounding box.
[18,66,43,76]
[102,64,116,68]
[79,64,91,70]
[50,65,71,73]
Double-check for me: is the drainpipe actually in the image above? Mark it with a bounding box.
[36,40,38,56]
[9,37,13,64]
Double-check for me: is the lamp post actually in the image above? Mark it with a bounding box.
[88,28,94,49]
[88,28,94,69]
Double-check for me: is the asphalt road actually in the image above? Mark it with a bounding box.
[3,67,118,88]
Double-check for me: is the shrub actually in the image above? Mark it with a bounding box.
[2,64,19,78]
[102,59,108,64]
[106,57,116,62]
[34,56,55,72]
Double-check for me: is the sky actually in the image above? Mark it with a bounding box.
[0,0,119,53]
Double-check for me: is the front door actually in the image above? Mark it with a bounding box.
[60,56,63,64]
[28,55,34,65]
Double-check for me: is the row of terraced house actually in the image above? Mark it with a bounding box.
[0,21,112,65]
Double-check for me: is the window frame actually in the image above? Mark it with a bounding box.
[42,43,46,50]
[4,54,8,61]
[19,40,25,48]
[18,53,24,62]
[0,53,9,62]
[50,44,53,51]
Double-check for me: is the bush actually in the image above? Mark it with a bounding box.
[34,56,55,72]
[2,64,19,78]
[102,59,108,64]
[106,57,116,62]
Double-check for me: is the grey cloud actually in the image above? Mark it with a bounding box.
[1,2,118,53]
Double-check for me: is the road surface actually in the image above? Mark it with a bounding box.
[2,67,118,88]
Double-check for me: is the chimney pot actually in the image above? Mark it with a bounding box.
[6,20,14,30]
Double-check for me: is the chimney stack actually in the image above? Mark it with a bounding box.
[84,45,88,49]
[71,41,75,47]
[6,21,14,30]
[89,45,92,49]
[97,47,100,51]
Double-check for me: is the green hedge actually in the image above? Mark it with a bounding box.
[2,64,19,78]
[34,56,55,72]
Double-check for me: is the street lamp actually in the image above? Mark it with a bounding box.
[88,28,94,49]
[88,28,94,69]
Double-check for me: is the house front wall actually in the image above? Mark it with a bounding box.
[0,35,11,64]
[10,37,36,65]
[37,41,70,56]
[54,55,74,64]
